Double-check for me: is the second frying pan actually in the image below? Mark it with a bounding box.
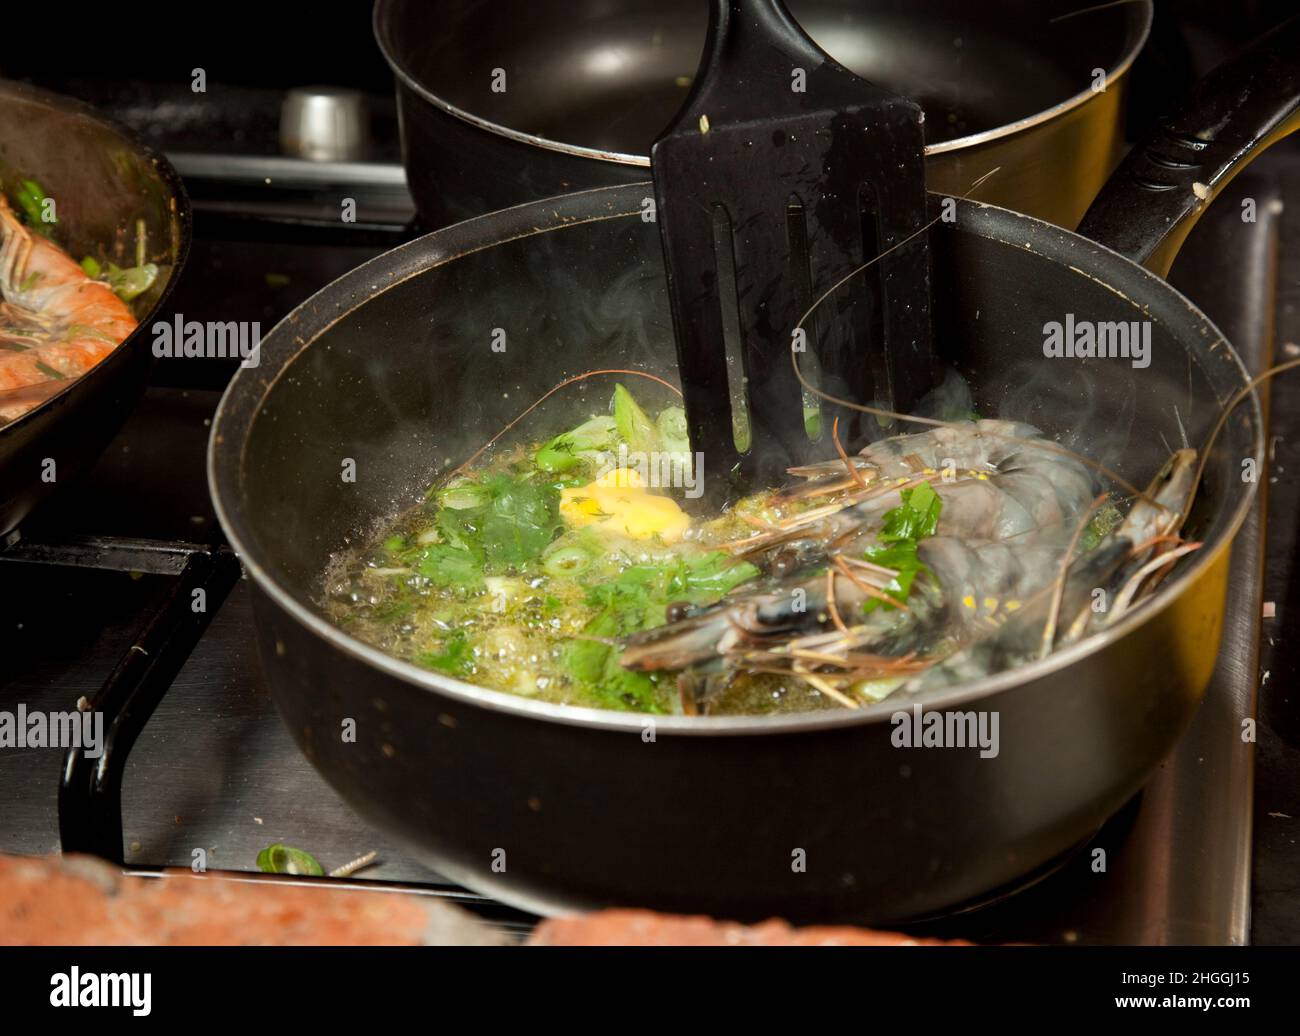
[375,0,1152,228]
[0,80,190,537]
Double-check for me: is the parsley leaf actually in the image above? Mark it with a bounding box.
[878,481,941,543]
[417,629,474,675]
[414,543,483,591]
[564,550,759,710]
[475,474,562,567]
[861,483,943,612]
[424,472,562,578]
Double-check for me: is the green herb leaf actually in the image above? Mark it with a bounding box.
[417,629,473,675]
[1080,502,1123,552]
[476,474,562,568]
[419,472,562,584]
[680,551,761,598]
[559,549,759,711]
[878,482,942,543]
[861,540,928,612]
[861,482,944,612]
[415,543,484,591]
[256,843,324,876]
[565,610,664,712]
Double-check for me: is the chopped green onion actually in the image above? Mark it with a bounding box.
[104,263,159,303]
[436,481,491,510]
[543,545,592,576]
[66,324,117,344]
[613,383,660,454]
[13,178,55,236]
[535,415,617,473]
[655,406,690,455]
[803,406,822,440]
[255,843,324,876]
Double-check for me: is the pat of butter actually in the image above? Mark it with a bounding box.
[560,469,691,543]
[592,468,644,489]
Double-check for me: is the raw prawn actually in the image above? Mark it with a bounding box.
[717,420,1096,567]
[0,196,137,423]
[619,425,1200,713]
[620,535,1087,703]
[907,448,1200,691]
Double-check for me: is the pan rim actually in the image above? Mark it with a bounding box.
[0,76,193,439]
[208,182,1262,738]
[372,0,1153,166]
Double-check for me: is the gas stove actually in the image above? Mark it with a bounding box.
[2,35,1298,945]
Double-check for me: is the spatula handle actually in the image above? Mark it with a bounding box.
[681,0,861,126]
[703,0,833,81]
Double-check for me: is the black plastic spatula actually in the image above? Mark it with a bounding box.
[652,0,933,497]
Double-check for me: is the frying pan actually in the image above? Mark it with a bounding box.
[375,0,1152,228]
[0,79,190,537]
[209,19,1298,923]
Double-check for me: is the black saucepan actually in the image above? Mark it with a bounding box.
[376,0,1152,228]
[209,20,1298,923]
[0,79,190,537]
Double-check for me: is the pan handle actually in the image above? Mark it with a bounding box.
[1077,14,1300,277]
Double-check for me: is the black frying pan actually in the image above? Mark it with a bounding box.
[0,79,190,537]
[209,20,1298,923]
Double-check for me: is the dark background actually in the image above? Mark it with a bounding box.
[1,1,1297,129]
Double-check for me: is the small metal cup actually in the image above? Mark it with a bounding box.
[280,87,368,162]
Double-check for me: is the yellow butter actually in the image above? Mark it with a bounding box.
[560,469,690,543]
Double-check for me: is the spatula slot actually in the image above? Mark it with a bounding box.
[710,203,752,456]
[857,181,891,429]
[785,194,823,444]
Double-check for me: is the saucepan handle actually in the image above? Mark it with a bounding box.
[1077,14,1300,277]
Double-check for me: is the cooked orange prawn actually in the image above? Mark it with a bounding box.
[0,196,136,423]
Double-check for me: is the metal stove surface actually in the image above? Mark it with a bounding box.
[0,154,1293,945]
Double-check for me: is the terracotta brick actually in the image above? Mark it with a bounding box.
[0,853,505,946]
[530,909,972,946]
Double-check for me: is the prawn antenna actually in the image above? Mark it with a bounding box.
[1186,354,1300,517]
[788,164,1153,506]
